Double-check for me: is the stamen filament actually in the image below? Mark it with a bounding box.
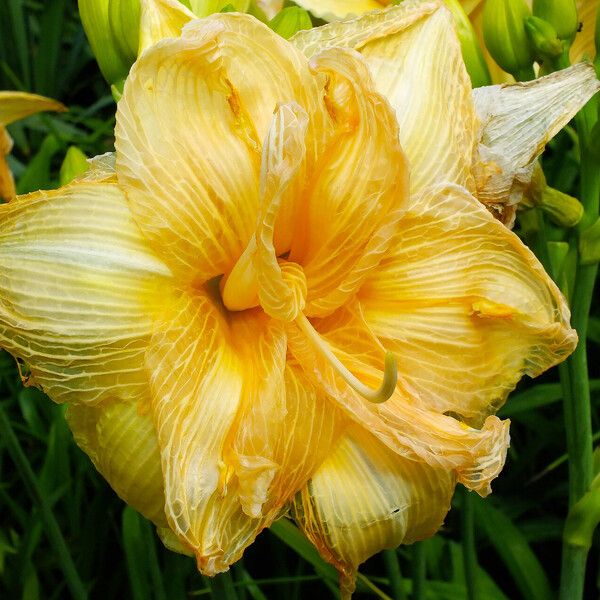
[295,313,397,404]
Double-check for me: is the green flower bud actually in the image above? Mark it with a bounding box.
[524,16,563,61]
[532,0,578,42]
[59,146,89,186]
[483,0,535,80]
[108,0,141,64]
[268,7,312,40]
[78,0,132,85]
[580,218,600,265]
[443,0,491,87]
[190,0,249,17]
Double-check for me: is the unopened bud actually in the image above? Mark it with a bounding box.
[269,7,312,40]
[483,0,535,80]
[190,0,249,16]
[580,218,600,265]
[59,146,89,186]
[533,0,578,42]
[521,163,583,228]
[524,16,563,61]
[443,0,491,87]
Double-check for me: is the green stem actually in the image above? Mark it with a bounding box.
[0,403,87,600]
[461,487,479,600]
[558,97,600,600]
[411,542,426,600]
[383,549,406,600]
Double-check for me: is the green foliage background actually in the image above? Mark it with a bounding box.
[0,1,599,599]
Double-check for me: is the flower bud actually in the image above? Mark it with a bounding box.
[59,146,89,186]
[78,0,141,86]
[443,0,491,87]
[524,16,563,61]
[580,218,600,265]
[483,0,535,80]
[532,0,578,42]
[268,7,312,40]
[189,0,250,17]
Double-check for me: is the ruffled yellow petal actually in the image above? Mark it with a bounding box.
[289,47,408,317]
[0,91,66,201]
[570,0,598,63]
[138,0,196,54]
[293,425,455,598]
[473,64,600,221]
[294,0,386,21]
[287,304,510,495]
[115,13,325,285]
[291,1,478,197]
[0,181,171,405]
[147,289,342,574]
[66,400,166,526]
[360,183,576,423]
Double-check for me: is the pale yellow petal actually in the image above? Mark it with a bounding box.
[294,0,386,21]
[0,181,171,405]
[115,13,326,284]
[289,47,408,317]
[147,289,342,574]
[138,0,196,54]
[1,127,15,201]
[291,1,478,196]
[293,426,455,597]
[473,64,600,215]
[360,183,576,423]
[570,0,598,63]
[0,91,66,126]
[287,304,510,495]
[66,399,166,526]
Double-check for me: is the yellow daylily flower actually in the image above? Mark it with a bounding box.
[0,92,66,201]
[0,2,596,597]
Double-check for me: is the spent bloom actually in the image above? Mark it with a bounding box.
[1,0,598,596]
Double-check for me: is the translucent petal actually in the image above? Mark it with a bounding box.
[290,47,408,317]
[0,182,171,405]
[294,0,386,21]
[360,183,577,423]
[287,304,510,495]
[138,0,196,54]
[115,13,326,284]
[1,127,15,201]
[67,400,166,526]
[0,91,66,126]
[147,289,342,574]
[293,426,454,597]
[473,64,600,217]
[291,1,478,196]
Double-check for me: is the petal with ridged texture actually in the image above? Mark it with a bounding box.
[293,425,454,598]
[66,399,166,526]
[360,183,576,424]
[138,0,196,54]
[0,182,171,405]
[289,47,408,317]
[472,64,600,220]
[147,289,342,573]
[291,1,478,197]
[115,14,328,285]
[294,0,386,21]
[287,303,510,495]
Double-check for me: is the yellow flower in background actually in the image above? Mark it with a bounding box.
[0,1,597,597]
[0,92,65,201]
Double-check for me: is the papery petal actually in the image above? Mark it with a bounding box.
[138,0,196,54]
[360,183,577,423]
[287,304,510,495]
[294,0,386,21]
[0,182,171,405]
[473,64,600,218]
[66,399,166,526]
[291,1,478,196]
[147,289,342,573]
[115,13,326,284]
[293,426,454,598]
[289,47,408,317]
